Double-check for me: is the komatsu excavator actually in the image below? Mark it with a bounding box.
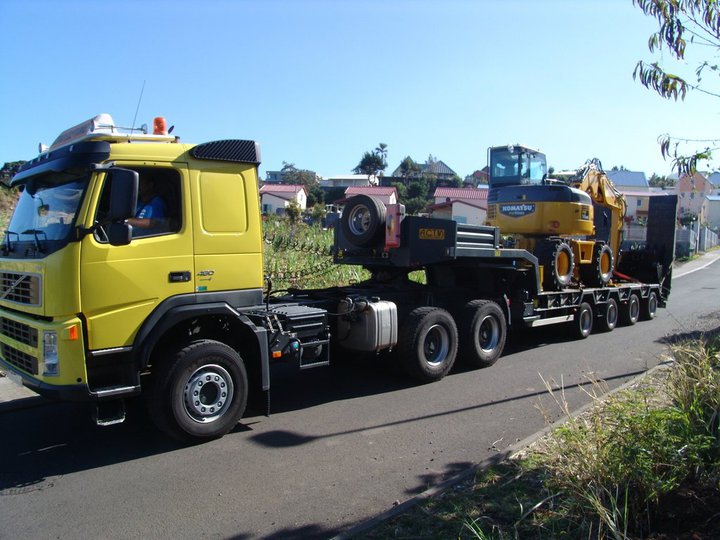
[486,145,627,291]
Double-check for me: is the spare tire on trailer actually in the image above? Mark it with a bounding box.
[340,195,387,248]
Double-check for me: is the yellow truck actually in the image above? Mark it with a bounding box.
[0,115,676,442]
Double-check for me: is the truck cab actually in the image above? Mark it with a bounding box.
[0,114,288,438]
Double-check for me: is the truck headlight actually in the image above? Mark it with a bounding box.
[43,331,59,376]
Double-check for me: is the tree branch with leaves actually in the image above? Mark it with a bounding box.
[634,0,720,173]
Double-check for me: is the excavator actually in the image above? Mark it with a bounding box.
[485,144,627,291]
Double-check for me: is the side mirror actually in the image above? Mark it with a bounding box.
[108,168,139,221]
[108,222,133,246]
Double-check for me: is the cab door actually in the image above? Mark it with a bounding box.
[79,163,194,352]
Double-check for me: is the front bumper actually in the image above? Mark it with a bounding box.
[0,312,92,401]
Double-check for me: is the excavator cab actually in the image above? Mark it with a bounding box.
[489,145,548,187]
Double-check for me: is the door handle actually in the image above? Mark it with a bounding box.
[168,271,191,283]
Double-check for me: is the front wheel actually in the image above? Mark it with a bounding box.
[398,307,458,383]
[148,339,248,442]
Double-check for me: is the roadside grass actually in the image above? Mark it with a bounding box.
[360,331,720,539]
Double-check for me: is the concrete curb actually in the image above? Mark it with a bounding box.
[331,360,674,539]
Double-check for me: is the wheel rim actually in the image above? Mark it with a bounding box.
[580,308,592,333]
[478,315,500,352]
[557,250,571,277]
[649,294,657,315]
[424,324,450,366]
[183,364,234,424]
[348,205,372,236]
[600,250,612,274]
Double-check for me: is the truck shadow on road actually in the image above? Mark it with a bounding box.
[0,321,650,496]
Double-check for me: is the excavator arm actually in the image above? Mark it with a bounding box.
[574,167,627,257]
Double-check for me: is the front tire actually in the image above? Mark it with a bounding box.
[398,307,458,383]
[148,339,248,442]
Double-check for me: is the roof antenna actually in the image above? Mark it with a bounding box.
[131,80,146,133]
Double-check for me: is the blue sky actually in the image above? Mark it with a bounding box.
[0,0,713,179]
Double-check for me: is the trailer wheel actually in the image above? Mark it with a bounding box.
[596,297,618,333]
[539,240,574,291]
[620,294,640,326]
[398,307,458,383]
[581,242,614,287]
[458,300,506,368]
[340,195,387,248]
[148,339,248,442]
[641,291,658,320]
[573,302,594,339]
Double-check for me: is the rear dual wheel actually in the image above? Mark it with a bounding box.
[458,300,506,368]
[398,307,458,383]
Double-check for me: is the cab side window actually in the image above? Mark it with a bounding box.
[95,167,182,242]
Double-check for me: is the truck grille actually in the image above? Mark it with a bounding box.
[1,317,38,347]
[1,343,38,375]
[0,272,41,306]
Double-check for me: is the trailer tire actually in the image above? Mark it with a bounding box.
[148,339,248,442]
[573,302,594,339]
[596,297,618,333]
[458,300,506,368]
[620,294,640,326]
[641,291,658,321]
[340,195,386,248]
[398,307,458,383]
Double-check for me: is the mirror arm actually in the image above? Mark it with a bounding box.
[74,223,99,241]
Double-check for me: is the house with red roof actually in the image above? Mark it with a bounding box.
[341,186,398,206]
[429,187,489,225]
[259,184,308,215]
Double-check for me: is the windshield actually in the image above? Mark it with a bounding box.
[489,148,547,187]
[4,175,87,255]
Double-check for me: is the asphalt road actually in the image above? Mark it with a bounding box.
[1,260,719,540]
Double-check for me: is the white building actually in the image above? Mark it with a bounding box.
[259,184,308,215]
[429,187,489,225]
